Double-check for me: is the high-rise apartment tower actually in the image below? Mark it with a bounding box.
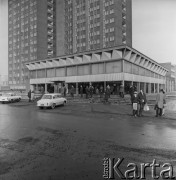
[57,0,132,56]
[8,0,56,89]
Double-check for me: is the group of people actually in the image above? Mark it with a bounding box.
[130,86,166,117]
[80,84,118,102]
[131,89,147,117]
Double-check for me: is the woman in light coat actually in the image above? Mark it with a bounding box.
[155,89,166,117]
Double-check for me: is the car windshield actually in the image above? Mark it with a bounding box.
[42,95,52,99]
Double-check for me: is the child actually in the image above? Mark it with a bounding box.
[131,91,139,117]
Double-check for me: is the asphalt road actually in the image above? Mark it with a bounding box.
[0,100,176,180]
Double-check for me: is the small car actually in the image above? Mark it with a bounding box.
[37,93,67,109]
[0,92,22,103]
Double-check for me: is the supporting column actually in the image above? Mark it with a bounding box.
[54,84,57,93]
[137,82,140,92]
[45,83,47,93]
[144,82,146,93]
[121,80,124,93]
[104,81,106,91]
[76,82,78,95]
[65,83,68,94]
[148,83,151,94]
[36,84,39,91]
[157,83,159,93]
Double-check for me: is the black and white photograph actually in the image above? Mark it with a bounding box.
[0,0,176,179]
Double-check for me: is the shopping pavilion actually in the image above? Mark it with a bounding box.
[26,45,168,94]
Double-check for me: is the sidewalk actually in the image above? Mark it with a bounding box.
[8,93,176,120]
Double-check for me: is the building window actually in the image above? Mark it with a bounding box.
[92,63,104,74]
[106,61,122,73]
[67,66,76,76]
[46,68,55,77]
[77,65,90,75]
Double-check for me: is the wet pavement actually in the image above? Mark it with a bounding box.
[0,97,176,179]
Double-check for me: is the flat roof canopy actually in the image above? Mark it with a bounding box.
[26,45,168,77]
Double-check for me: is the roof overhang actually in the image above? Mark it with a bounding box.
[25,45,168,76]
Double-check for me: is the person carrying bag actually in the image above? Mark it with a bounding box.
[131,91,139,117]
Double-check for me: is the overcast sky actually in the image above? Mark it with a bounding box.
[0,0,176,76]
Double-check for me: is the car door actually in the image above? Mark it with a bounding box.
[56,95,62,105]
[52,95,57,105]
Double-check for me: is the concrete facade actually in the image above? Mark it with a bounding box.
[160,62,176,92]
[26,46,168,94]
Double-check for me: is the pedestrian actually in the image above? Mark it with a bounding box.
[85,86,89,99]
[155,89,166,117]
[80,85,83,98]
[31,90,35,102]
[137,89,147,117]
[28,89,31,102]
[106,85,111,98]
[104,88,110,103]
[63,85,67,97]
[61,85,64,96]
[95,87,99,95]
[70,85,74,98]
[119,84,124,98]
[129,84,134,104]
[100,86,104,96]
[89,85,94,98]
[131,91,139,117]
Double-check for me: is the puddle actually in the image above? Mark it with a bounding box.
[18,137,39,145]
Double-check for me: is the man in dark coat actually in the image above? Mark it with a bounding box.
[28,90,31,102]
[89,85,94,98]
[80,85,83,98]
[85,86,89,99]
[70,85,75,97]
[137,89,147,116]
[131,91,139,117]
[129,85,134,104]
[99,85,104,98]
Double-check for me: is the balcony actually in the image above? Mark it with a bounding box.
[48,39,54,44]
[48,2,53,8]
[48,8,53,14]
[48,30,53,35]
[48,16,53,22]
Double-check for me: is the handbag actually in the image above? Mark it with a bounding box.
[133,103,138,110]
[144,103,149,111]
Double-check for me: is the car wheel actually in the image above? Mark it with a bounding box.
[51,103,56,109]
[39,107,43,109]
[19,98,21,102]
[63,101,66,106]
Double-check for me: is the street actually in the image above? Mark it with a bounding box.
[0,98,176,180]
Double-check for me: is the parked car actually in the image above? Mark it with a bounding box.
[0,93,21,103]
[37,93,67,109]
